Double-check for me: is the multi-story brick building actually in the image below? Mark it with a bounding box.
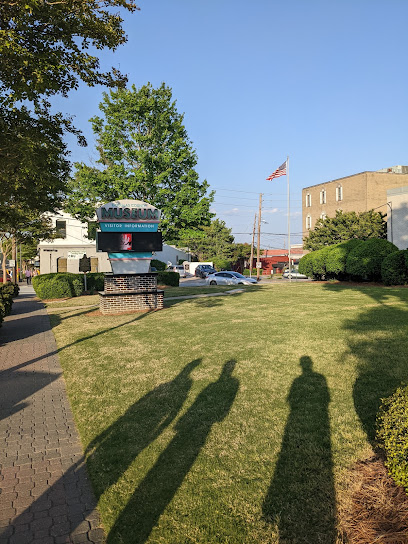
[302,166,408,244]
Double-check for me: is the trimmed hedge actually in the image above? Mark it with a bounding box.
[157,271,179,287]
[346,238,399,281]
[0,283,17,327]
[325,239,364,278]
[33,275,75,299]
[86,273,104,293]
[381,250,408,286]
[151,259,167,271]
[298,253,314,278]
[377,385,408,493]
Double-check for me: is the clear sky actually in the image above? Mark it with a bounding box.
[54,0,408,248]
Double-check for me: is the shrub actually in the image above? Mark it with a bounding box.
[346,239,399,281]
[212,258,232,271]
[313,247,330,279]
[33,275,74,299]
[377,385,408,493]
[325,239,364,278]
[72,276,84,297]
[381,250,408,286]
[243,269,258,276]
[151,259,167,271]
[86,273,105,293]
[298,253,314,278]
[157,271,179,287]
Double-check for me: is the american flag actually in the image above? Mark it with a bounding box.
[266,161,287,180]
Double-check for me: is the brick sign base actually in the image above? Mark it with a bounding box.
[99,273,164,315]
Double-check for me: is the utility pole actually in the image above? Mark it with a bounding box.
[256,193,263,281]
[249,214,256,278]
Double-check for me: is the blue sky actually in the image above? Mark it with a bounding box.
[55,0,408,247]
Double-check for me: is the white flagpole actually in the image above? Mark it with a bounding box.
[287,156,291,282]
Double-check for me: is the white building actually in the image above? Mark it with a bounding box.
[38,212,191,274]
[387,186,408,250]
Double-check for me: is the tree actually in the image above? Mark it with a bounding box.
[0,0,139,106]
[179,219,235,262]
[0,106,73,211]
[303,210,387,251]
[65,83,214,241]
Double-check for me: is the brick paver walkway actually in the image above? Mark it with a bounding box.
[0,285,105,544]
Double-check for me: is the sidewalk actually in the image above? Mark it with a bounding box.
[0,285,105,544]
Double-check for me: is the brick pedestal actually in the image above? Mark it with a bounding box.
[99,273,164,315]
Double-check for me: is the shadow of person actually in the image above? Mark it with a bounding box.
[262,356,336,544]
[86,359,202,501]
[107,359,239,544]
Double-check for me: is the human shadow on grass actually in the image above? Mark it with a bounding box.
[85,359,201,501]
[106,359,239,544]
[262,356,337,544]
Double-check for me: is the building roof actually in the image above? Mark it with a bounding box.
[303,167,408,191]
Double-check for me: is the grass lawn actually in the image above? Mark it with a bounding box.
[48,282,408,543]
[44,285,258,308]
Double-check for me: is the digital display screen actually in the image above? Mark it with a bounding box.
[97,232,163,252]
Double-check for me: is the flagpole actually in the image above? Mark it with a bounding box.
[287,155,291,282]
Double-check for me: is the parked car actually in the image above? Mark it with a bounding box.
[205,271,257,286]
[195,264,216,278]
[167,265,187,278]
[0,271,12,283]
[282,269,308,279]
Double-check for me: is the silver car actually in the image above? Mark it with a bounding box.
[205,271,257,286]
[282,270,308,279]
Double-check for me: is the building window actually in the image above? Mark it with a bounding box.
[306,215,312,230]
[305,193,311,207]
[320,189,326,204]
[336,185,343,202]
[55,220,67,239]
[320,212,327,221]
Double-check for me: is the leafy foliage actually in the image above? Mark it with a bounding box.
[298,253,314,278]
[325,239,365,278]
[157,271,179,287]
[377,385,408,493]
[381,250,408,286]
[65,83,214,241]
[180,219,235,262]
[346,239,398,281]
[32,273,83,299]
[151,259,167,271]
[304,210,387,251]
[0,0,139,106]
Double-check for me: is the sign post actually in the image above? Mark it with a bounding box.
[79,255,91,292]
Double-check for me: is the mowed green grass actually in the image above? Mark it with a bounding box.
[49,283,408,544]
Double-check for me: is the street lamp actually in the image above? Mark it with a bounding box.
[43,249,58,273]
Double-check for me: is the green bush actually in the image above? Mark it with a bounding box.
[243,269,258,276]
[325,239,364,278]
[377,385,408,492]
[72,276,84,296]
[381,249,408,286]
[157,271,179,287]
[0,285,14,321]
[346,239,399,281]
[212,258,231,271]
[298,253,314,278]
[86,273,105,293]
[151,259,167,271]
[33,274,74,299]
[309,247,331,279]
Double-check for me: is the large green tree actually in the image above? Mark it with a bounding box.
[0,0,139,106]
[304,209,387,251]
[179,219,236,262]
[65,83,214,241]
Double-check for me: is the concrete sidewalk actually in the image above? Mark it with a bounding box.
[0,285,105,544]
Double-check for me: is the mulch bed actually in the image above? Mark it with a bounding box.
[339,455,408,543]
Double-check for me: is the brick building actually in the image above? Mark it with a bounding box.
[302,166,408,241]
